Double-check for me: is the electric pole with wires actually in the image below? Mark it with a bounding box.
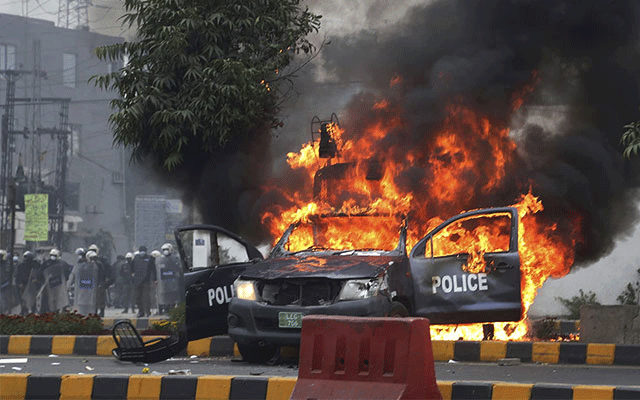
[57,0,89,29]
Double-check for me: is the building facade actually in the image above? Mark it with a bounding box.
[0,13,131,257]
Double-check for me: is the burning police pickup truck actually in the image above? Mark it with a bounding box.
[175,206,521,363]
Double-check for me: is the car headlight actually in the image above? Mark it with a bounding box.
[338,277,386,300]
[234,279,258,301]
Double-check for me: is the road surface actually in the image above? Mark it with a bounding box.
[2,355,640,387]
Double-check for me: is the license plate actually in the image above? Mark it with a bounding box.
[278,312,304,329]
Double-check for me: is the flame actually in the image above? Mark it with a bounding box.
[390,75,402,87]
[285,215,402,252]
[262,83,577,340]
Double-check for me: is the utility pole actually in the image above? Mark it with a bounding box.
[57,0,89,29]
[52,101,70,248]
[0,70,31,250]
[11,97,71,251]
[1,67,72,252]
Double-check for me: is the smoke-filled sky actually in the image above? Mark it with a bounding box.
[4,0,640,311]
[277,0,640,312]
[284,0,640,264]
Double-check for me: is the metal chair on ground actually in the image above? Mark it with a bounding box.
[111,319,187,364]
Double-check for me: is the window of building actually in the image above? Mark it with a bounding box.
[63,53,76,87]
[65,182,80,211]
[70,126,80,156]
[0,44,16,70]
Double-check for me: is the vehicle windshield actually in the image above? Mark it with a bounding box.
[279,215,401,253]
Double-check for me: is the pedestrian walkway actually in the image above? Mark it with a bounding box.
[100,306,169,330]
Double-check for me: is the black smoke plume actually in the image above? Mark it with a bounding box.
[270,0,640,265]
[168,0,640,266]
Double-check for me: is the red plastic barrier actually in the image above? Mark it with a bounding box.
[290,315,442,400]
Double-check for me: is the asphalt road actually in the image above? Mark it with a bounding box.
[2,355,640,387]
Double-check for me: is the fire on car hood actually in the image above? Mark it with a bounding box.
[238,253,404,280]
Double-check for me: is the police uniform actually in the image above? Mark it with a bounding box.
[132,247,156,317]
[42,250,70,312]
[18,253,43,314]
[69,252,99,315]
[0,251,15,313]
[155,245,183,314]
[119,253,134,313]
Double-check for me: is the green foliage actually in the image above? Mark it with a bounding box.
[555,289,600,319]
[151,302,185,332]
[91,0,321,171]
[0,311,103,335]
[616,268,640,305]
[621,119,640,158]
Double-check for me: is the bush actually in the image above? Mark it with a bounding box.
[556,289,600,319]
[151,302,185,333]
[0,311,104,335]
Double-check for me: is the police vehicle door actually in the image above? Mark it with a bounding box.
[175,225,263,341]
[408,207,522,324]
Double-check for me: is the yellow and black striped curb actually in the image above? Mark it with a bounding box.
[0,335,241,358]
[187,338,640,366]
[0,374,639,400]
[4,336,640,366]
[430,340,640,365]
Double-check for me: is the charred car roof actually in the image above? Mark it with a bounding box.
[239,214,407,280]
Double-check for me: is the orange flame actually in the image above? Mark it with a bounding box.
[262,89,577,340]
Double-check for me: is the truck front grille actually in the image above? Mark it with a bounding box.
[257,278,342,306]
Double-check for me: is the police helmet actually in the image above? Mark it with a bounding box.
[161,243,173,252]
[150,250,161,258]
[88,244,99,253]
[125,252,134,260]
[75,248,85,256]
[50,248,60,257]
[23,251,34,259]
[86,250,97,260]
[0,249,7,260]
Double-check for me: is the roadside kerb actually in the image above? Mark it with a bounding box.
[3,336,640,366]
[1,374,639,400]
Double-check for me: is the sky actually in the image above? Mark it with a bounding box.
[0,0,129,38]
[1,0,639,317]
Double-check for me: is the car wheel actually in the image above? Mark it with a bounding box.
[388,301,409,318]
[237,342,279,364]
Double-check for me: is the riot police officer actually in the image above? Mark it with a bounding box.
[155,243,184,315]
[42,249,70,312]
[68,249,98,315]
[120,252,134,313]
[132,246,156,318]
[111,254,125,311]
[17,251,42,314]
[88,244,113,317]
[0,250,13,313]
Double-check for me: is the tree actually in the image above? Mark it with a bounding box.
[91,0,321,171]
[617,268,640,305]
[621,111,640,158]
[555,289,600,319]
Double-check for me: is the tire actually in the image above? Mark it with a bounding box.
[388,301,409,318]
[237,342,279,364]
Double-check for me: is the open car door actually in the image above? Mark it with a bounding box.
[175,224,263,341]
[409,207,522,324]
